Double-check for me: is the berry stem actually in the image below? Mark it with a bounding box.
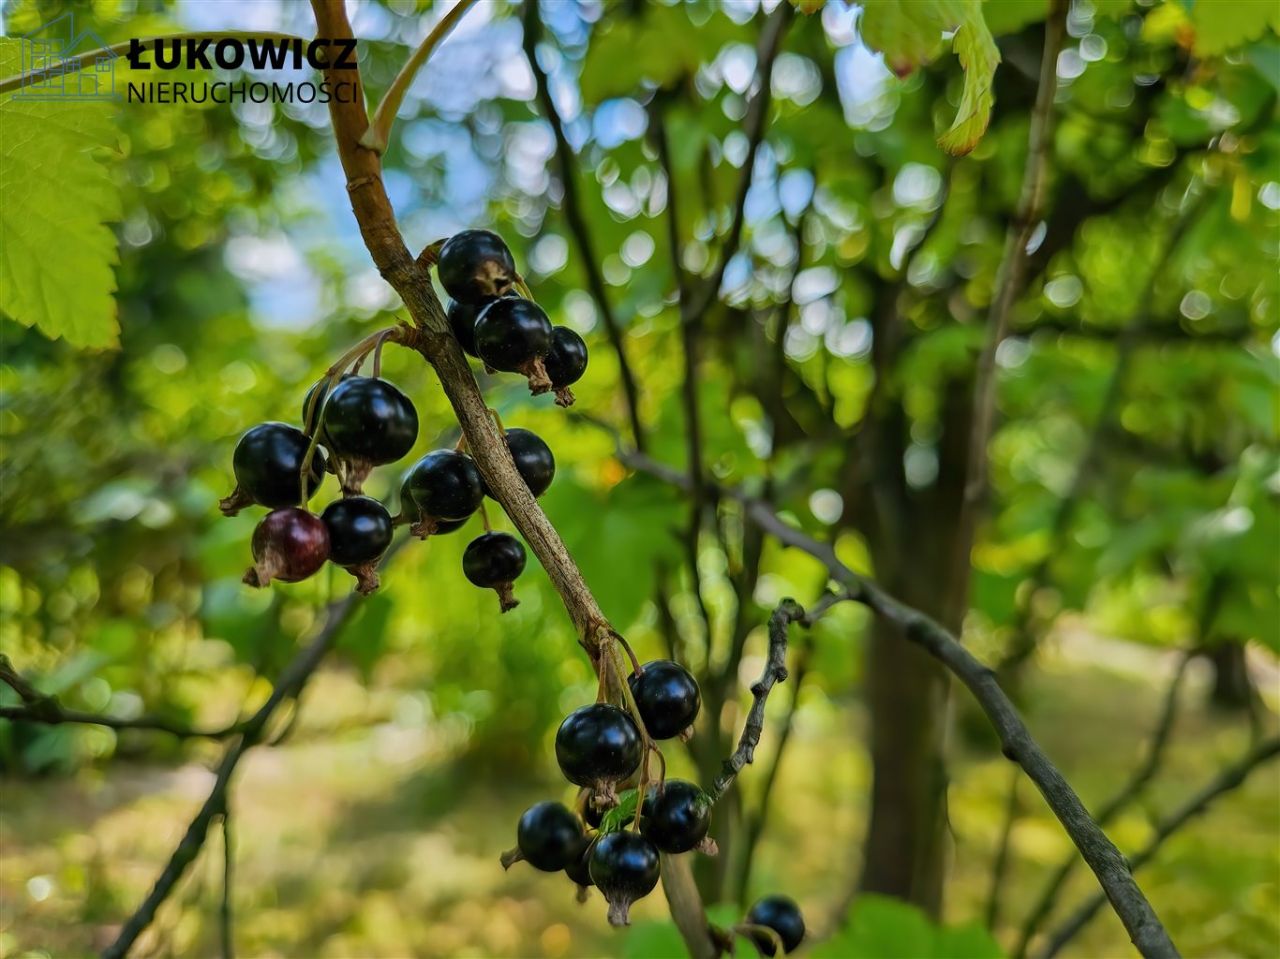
[606,643,655,833]
[479,502,492,532]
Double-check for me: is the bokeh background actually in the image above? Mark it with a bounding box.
[1,1,1277,957]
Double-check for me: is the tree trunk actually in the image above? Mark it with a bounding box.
[1206,642,1255,712]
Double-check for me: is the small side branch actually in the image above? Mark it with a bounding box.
[1037,738,1280,959]
[0,655,243,740]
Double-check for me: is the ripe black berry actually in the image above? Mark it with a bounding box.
[745,895,806,956]
[482,428,555,499]
[437,229,517,304]
[220,423,326,515]
[474,297,553,394]
[403,450,484,537]
[394,475,468,533]
[243,508,329,587]
[555,704,642,800]
[544,326,588,407]
[506,801,584,872]
[322,377,419,485]
[628,661,701,740]
[640,780,712,854]
[564,834,595,895]
[321,496,393,594]
[463,531,527,612]
[446,298,493,357]
[588,831,661,927]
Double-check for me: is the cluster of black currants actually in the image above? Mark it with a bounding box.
[435,229,588,406]
[219,365,556,609]
[503,660,715,927]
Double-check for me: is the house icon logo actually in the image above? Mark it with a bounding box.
[16,12,118,101]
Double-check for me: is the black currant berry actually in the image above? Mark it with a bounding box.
[640,780,713,854]
[393,475,468,534]
[588,831,661,927]
[628,661,701,740]
[745,895,806,956]
[302,373,353,441]
[220,423,326,515]
[243,508,329,588]
[437,229,517,304]
[321,496,393,594]
[555,704,642,802]
[474,297,553,394]
[564,834,595,897]
[403,450,484,537]
[502,801,583,873]
[322,377,419,488]
[544,326,588,407]
[446,298,493,357]
[481,428,555,499]
[463,531,527,612]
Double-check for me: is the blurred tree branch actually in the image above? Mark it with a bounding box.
[520,0,647,452]
[1039,737,1280,959]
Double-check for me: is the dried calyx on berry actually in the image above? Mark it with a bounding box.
[220,422,326,516]
[402,449,484,537]
[243,508,329,588]
[320,376,419,493]
[544,327,588,407]
[463,531,527,612]
[500,801,584,873]
[588,831,661,927]
[321,495,393,594]
[628,660,702,740]
[744,895,806,956]
[474,297,554,394]
[640,779,714,855]
[481,428,554,499]
[437,229,517,303]
[555,704,642,809]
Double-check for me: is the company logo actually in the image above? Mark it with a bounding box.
[16,12,119,101]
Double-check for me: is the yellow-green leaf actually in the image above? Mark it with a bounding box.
[0,38,122,349]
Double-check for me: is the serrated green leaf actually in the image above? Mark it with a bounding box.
[599,787,638,833]
[859,0,1000,156]
[1188,0,1280,56]
[0,38,122,348]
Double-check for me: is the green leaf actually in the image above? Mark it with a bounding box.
[599,788,639,833]
[859,1,1001,156]
[814,895,1004,958]
[0,39,122,348]
[1187,0,1280,56]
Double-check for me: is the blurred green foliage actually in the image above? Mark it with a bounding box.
[0,0,1277,956]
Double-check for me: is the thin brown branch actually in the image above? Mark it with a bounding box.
[955,0,1068,611]
[0,655,244,740]
[1038,738,1280,959]
[102,584,367,959]
[612,446,1179,959]
[1014,645,1198,955]
[521,0,647,451]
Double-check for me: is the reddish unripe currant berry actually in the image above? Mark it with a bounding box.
[462,531,527,612]
[437,229,516,304]
[588,831,661,926]
[244,508,329,587]
[628,660,701,740]
[745,895,806,956]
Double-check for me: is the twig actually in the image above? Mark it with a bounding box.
[520,0,646,451]
[219,804,234,959]
[954,0,1068,615]
[1038,738,1280,959]
[711,598,811,802]
[102,578,371,959]
[0,655,243,740]
[985,767,1022,930]
[359,0,477,154]
[1013,645,1197,955]
[612,446,1179,958]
